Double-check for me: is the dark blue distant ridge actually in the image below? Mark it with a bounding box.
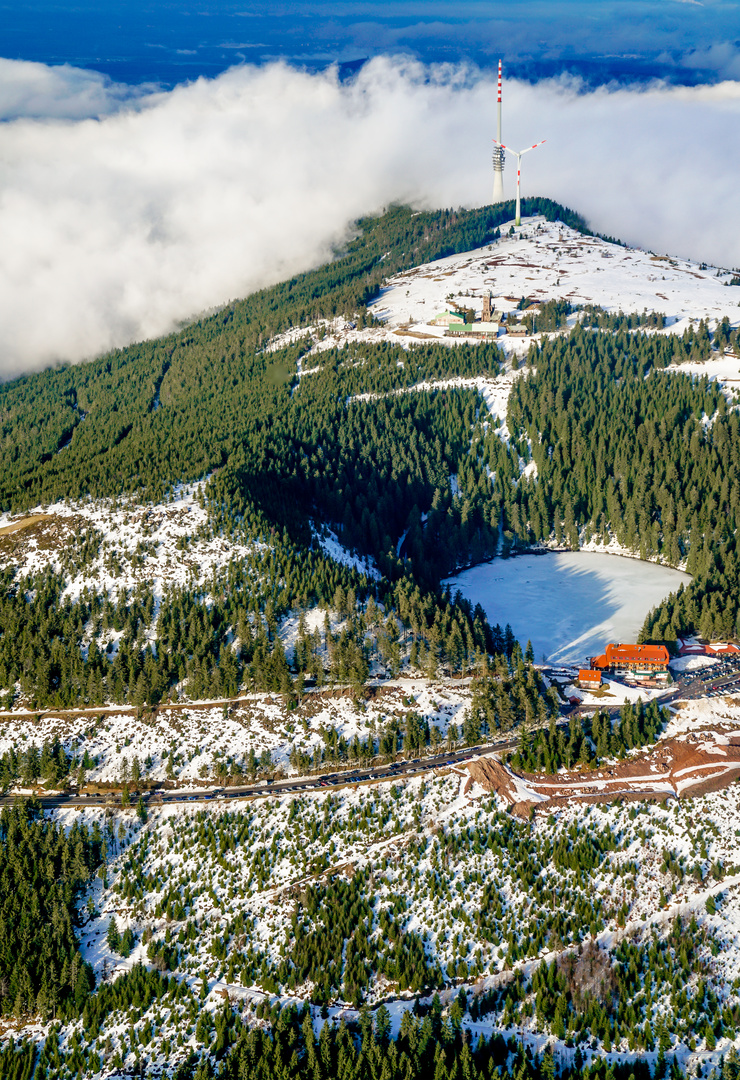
[1,0,738,88]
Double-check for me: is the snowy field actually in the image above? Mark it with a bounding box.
[666,352,740,403]
[0,678,474,789]
[0,480,254,614]
[369,217,740,337]
[670,654,721,673]
[447,551,691,665]
[267,216,740,368]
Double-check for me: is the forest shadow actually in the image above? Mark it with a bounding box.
[545,558,624,665]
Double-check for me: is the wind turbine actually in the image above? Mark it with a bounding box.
[492,138,546,226]
[492,59,505,201]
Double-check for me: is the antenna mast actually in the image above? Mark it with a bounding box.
[492,60,505,202]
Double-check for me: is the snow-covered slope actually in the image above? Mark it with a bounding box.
[0,481,246,611]
[44,755,740,1077]
[0,679,473,789]
[370,216,740,336]
[7,217,740,1078]
[269,215,740,401]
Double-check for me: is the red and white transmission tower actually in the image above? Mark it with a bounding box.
[492,60,505,201]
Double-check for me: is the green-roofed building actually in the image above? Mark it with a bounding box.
[447,321,500,336]
[430,310,467,326]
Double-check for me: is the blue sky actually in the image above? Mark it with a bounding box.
[1,0,739,86]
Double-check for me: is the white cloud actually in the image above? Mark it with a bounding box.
[0,58,151,121]
[0,56,739,377]
[677,41,740,79]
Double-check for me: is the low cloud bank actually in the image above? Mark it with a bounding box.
[0,56,739,376]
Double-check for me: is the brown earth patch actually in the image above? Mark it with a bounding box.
[0,513,91,559]
[0,514,52,536]
[468,731,740,812]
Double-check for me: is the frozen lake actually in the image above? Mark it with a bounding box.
[446,551,691,665]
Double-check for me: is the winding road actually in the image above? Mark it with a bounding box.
[4,659,737,813]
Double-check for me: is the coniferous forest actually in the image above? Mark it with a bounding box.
[0,199,735,686]
[1,199,740,1078]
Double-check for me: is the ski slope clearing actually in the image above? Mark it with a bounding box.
[446,551,691,667]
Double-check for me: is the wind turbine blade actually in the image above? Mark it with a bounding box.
[520,140,547,155]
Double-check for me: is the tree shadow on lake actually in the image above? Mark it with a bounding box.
[544,558,623,665]
[453,554,637,666]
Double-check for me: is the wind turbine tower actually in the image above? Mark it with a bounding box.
[492,138,546,226]
[492,60,505,201]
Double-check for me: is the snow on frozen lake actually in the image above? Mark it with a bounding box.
[447,551,691,665]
